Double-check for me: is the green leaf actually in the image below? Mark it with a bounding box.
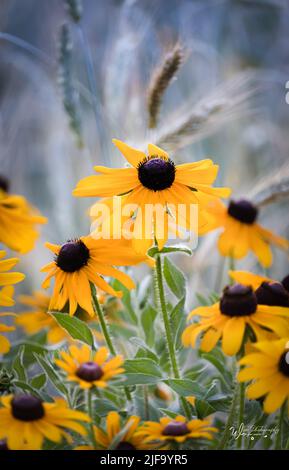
[31,373,47,390]
[13,380,43,399]
[195,293,210,306]
[170,297,186,348]
[34,354,68,395]
[165,378,205,398]
[90,398,118,415]
[51,312,94,346]
[121,373,162,386]
[12,346,26,382]
[124,358,162,377]
[141,304,157,347]
[111,279,138,325]
[159,408,180,419]
[148,245,192,257]
[163,257,186,299]
[195,399,215,419]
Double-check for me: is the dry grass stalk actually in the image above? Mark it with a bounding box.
[148,44,184,129]
[154,70,259,152]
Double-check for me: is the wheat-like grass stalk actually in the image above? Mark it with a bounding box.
[154,70,260,152]
[250,162,289,207]
[65,0,83,23]
[148,43,184,129]
[58,23,83,148]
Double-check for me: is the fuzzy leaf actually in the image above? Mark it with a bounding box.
[31,373,47,390]
[148,245,192,257]
[165,378,205,397]
[51,312,94,346]
[163,257,186,299]
[34,354,68,395]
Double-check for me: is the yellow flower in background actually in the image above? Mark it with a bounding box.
[238,338,289,415]
[16,291,69,345]
[182,284,289,356]
[204,199,289,267]
[0,179,47,253]
[0,394,90,450]
[0,312,16,354]
[55,344,124,389]
[77,412,152,450]
[137,415,217,445]
[0,252,25,353]
[0,251,25,306]
[41,235,146,316]
[73,139,230,253]
[229,270,289,307]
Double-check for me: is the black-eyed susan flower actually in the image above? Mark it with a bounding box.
[204,199,289,267]
[0,394,90,450]
[182,283,289,356]
[230,270,289,308]
[16,291,69,345]
[0,182,47,254]
[73,140,230,253]
[238,338,289,415]
[137,415,217,446]
[55,344,124,389]
[77,412,152,450]
[41,235,146,317]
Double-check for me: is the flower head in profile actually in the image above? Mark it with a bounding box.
[41,235,147,316]
[137,415,217,447]
[238,338,289,415]
[229,270,289,308]
[0,251,25,353]
[204,199,289,267]
[0,251,25,306]
[0,177,47,254]
[182,283,289,356]
[55,344,124,389]
[77,411,152,450]
[73,140,230,253]
[0,394,90,450]
[16,291,70,345]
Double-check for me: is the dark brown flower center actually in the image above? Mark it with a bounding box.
[281,274,289,293]
[278,351,289,377]
[138,157,175,191]
[0,175,10,193]
[162,421,189,436]
[228,199,258,224]
[116,441,136,450]
[76,362,103,382]
[220,284,257,316]
[0,440,9,450]
[56,240,90,272]
[255,282,289,307]
[11,395,45,421]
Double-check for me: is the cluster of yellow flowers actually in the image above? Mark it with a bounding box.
[0,139,288,450]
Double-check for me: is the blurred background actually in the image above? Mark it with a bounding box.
[0,0,289,302]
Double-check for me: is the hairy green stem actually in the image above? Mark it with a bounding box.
[275,401,286,449]
[91,285,131,402]
[218,361,238,449]
[155,254,191,420]
[86,389,97,449]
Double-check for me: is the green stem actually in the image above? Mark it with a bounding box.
[275,401,286,449]
[143,385,150,420]
[86,389,97,449]
[228,255,235,281]
[155,254,191,420]
[91,284,132,402]
[237,345,245,449]
[237,381,245,449]
[218,362,238,450]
